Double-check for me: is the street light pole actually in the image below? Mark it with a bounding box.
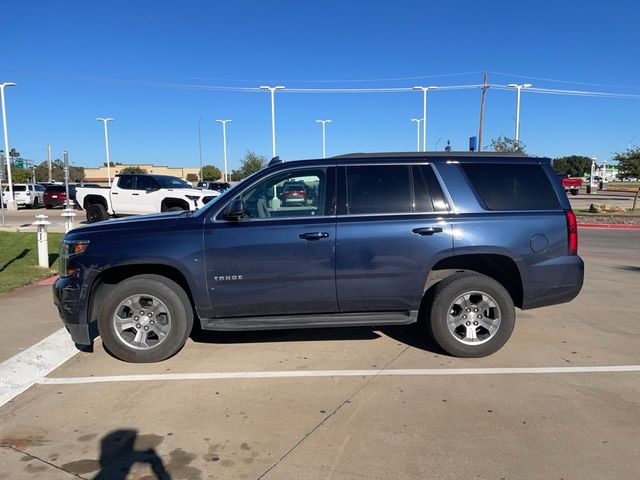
[216,120,232,182]
[1,82,17,211]
[259,85,285,157]
[198,116,203,182]
[96,118,114,186]
[47,144,52,183]
[507,83,532,149]
[413,86,437,152]
[315,120,331,158]
[411,118,422,152]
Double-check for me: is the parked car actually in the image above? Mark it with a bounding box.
[44,185,77,209]
[281,182,308,205]
[197,181,231,193]
[556,173,583,196]
[54,152,584,363]
[75,174,219,223]
[2,183,46,208]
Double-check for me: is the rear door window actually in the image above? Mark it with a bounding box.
[346,165,412,214]
[117,176,135,190]
[462,163,560,210]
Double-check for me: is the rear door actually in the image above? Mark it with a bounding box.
[111,176,137,214]
[335,163,453,313]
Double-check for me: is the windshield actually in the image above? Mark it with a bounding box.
[155,176,191,189]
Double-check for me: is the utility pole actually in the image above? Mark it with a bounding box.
[477,73,488,151]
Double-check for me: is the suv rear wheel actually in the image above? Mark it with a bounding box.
[428,273,515,358]
[98,275,194,363]
[86,203,109,223]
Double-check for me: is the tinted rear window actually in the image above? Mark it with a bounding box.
[346,165,412,214]
[462,163,560,210]
[46,186,65,192]
[13,185,26,191]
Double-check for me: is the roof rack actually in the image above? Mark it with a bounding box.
[332,151,529,159]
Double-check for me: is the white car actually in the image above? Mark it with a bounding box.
[2,183,46,208]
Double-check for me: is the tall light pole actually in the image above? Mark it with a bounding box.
[1,82,17,211]
[216,119,232,182]
[198,116,203,183]
[96,118,114,186]
[259,85,285,157]
[411,118,422,152]
[507,83,532,150]
[315,120,331,158]
[413,86,437,152]
[47,144,52,183]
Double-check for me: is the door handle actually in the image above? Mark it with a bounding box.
[112,192,119,195]
[132,193,139,196]
[299,232,329,240]
[412,227,443,236]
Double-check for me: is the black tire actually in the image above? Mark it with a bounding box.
[45,204,53,209]
[33,198,40,208]
[86,203,109,223]
[98,274,194,363]
[428,272,515,358]
[166,206,185,212]
[571,190,579,196]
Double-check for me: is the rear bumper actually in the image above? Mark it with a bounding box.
[52,275,95,345]
[522,255,584,309]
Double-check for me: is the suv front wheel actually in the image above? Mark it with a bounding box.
[98,274,194,363]
[428,273,515,358]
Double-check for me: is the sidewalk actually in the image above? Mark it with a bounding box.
[0,282,64,363]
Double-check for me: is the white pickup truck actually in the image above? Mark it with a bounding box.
[75,174,220,223]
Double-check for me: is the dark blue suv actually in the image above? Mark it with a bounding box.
[53,152,584,362]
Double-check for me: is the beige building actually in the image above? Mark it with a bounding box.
[84,164,201,183]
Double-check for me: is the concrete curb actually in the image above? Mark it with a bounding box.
[577,223,640,230]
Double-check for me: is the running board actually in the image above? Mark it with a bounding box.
[201,310,418,331]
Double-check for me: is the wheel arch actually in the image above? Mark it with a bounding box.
[161,197,190,211]
[83,194,109,211]
[424,254,524,309]
[88,263,197,327]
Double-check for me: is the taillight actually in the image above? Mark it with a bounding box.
[565,209,578,255]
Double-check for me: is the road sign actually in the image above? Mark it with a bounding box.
[15,158,23,168]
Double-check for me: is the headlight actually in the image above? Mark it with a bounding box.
[59,240,90,277]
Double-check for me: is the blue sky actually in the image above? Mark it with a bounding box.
[2,0,640,172]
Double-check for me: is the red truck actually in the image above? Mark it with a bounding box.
[556,173,583,196]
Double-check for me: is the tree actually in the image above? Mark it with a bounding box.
[201,165,222,181]
[490,136,526,154]
[613,147,640,180]
[552,156,592,177]
[119,166,147,174]
[12,168,31,183]
[186,173,199,182]
[230,151,267,181]
[31,159,85,183]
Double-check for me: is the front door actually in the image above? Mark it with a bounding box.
[203,166,338,318]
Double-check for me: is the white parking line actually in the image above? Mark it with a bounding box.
[38,365,640,385]
[0,328,79,408]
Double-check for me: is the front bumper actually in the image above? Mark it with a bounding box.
[53,275,96,345]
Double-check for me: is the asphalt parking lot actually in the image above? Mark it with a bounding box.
[0,228,639,480]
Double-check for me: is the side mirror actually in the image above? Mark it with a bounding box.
[223,199,246,220]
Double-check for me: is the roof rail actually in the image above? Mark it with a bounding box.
[269,156,285,166]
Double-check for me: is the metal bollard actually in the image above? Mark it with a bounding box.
[32,214,52,268]
[61,208,77,233]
